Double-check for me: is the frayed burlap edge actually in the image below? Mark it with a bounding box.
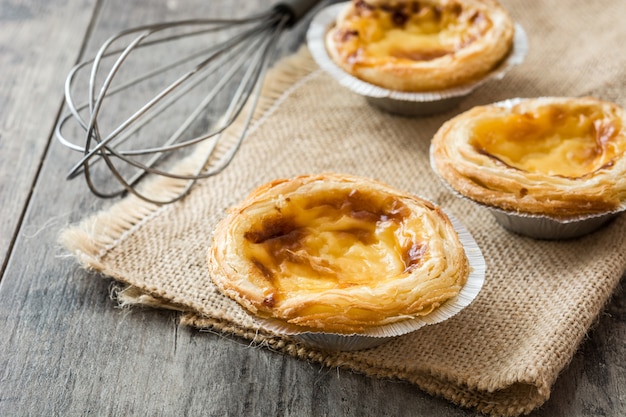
[179,311,552,417]
[105,285,548,417]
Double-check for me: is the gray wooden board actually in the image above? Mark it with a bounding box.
[0,0,624,416]
[0,0,95,271]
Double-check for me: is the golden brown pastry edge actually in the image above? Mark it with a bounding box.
[430,97,626,218]
[325,0,515,92]
[207,173,470,333]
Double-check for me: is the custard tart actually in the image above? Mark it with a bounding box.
[208,173,470,334]
[325,0,515,92]
[430,97,626,219]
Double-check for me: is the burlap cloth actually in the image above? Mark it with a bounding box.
[61,1,626,415]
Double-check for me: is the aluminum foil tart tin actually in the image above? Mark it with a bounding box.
[252,214,486,351]
[429,97,626,240]
[306,2,529,116]
[485,206,621,240]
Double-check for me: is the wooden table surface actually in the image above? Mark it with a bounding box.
[1,0,624,416]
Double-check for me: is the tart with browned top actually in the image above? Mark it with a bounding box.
[208,173,469,334]
[325,0,515,91]
[430,97,626,219]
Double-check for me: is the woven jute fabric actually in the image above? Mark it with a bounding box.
[61,1,626,415]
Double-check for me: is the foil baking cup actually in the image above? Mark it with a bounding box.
[251,213,486,351]
[485,206,620,240]
[429,123,625,240]
[306,2,528,116]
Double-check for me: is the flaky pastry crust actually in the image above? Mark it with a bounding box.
[430,97,626,218]
[208,173,469,333]
[325,0,515,92]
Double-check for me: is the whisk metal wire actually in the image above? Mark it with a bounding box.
[56,1,320,204]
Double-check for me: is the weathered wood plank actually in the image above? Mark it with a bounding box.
[0,0,96,272]
[0,0,624,416]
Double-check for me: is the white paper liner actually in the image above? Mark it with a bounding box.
[306,2,528,116]
[249,213,486,351]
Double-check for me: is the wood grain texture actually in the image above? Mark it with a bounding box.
[0,0,95,272]
[0,0,624,416]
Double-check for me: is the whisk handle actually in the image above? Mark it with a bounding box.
[274,0,320,26]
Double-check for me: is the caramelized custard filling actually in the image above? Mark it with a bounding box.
[469,104,625,178]
[333,1,490,65]
[243,190,428,296]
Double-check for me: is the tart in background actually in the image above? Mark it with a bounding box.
[430,97,626,239]
[307,0,526,115]
[325,0,515,92]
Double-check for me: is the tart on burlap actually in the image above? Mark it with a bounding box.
[207,173,470,334]
[430,97,626,238]
[325,0,515,92]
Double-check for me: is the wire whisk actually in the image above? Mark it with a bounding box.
[56,0,320,204]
